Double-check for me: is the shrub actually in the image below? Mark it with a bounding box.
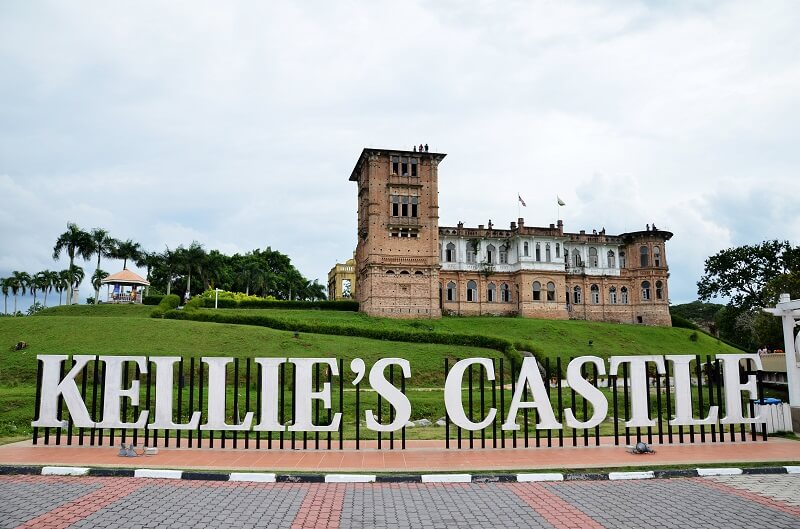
[143,295,164,306]
[670,313,699,330]
[151,294,181,318]
[198,297,359,311]
[158,308,525,365]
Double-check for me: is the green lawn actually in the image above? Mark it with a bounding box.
[196,307,743,363]
[0,304,748,441]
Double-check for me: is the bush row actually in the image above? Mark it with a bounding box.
[143,295,164,306]
[199,298,359,311]
[158,309,525,365]
[151,294,181,317]
[670,313,699,330]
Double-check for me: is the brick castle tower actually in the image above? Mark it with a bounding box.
[349,148,445,318]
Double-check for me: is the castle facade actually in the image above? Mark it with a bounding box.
[347,148,672,325]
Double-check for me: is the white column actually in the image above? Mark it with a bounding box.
[765,294,800,408]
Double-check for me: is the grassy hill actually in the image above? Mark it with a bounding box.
[177,307,742,364]
[0,304,743,441]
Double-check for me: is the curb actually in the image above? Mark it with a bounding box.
[0,465,797,484]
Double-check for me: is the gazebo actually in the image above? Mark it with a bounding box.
[100,269,150,304]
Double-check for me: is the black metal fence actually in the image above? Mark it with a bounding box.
[32,355,767,449]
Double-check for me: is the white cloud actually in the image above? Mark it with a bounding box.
[1,0,799,306]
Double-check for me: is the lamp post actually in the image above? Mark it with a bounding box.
[764,293,800,432]
[214,288,222,309]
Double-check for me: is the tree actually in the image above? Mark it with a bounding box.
[31,271,52,312]
[53,223,93,306]
[135,251,159,296]
[697,240,800,310]
[90,228,118,304]
[176,242,206,299]
[69,265,85,296]
[92,268,109,296]
[56,269,71,305]
[113,239,142,270]
[9,271,31,316]
[41,270,59,308]
[1,277,9,315]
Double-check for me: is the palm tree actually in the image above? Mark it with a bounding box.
[41,270,59,307]
[177,242,206,299]
[91,269,108,299]
[159,247,177,295]
[135,251,159,296]
[90,228,118,305]
[68,265,85,303]
[1,277,9,315]
[56,269,71,305]
[53,223,93,305]
[9,271,31,316]
[113,239,142,270]
[31,271,52,312]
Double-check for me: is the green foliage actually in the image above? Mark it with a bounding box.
[670,313,699,330]
[207,297,358,311]
[151,294,180,317]
[159,307,525,365]
[143,295,164,305]
[697,240,800,310]
[670,301,724,326]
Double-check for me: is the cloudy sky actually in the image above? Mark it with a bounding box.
[1,1,799,311]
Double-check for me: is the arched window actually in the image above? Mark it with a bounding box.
[445,242,455,262]
[656,280,664,300]
[654,246,661,267]
[386,270,395,275]
[588,247,598,267]
[609,286,617,304]
[400,270,409,275]
[555,243,560,258]
[619,251,626,268]
[486,244,495,264]
[607,250,615,268]
[641,281,651,301]
[501,283,511,302]
[535,242,541,262]
[640,246,649,267]
[446,281,456,301]
[590,284,600,304]
[487,282,496,302]
[466,243,476,263]
[499,245,508,264]
[523,242,529,257]
[546,281,556,301]
[545,243,551,262]
[621,286,629,304]
[532,281,541,301]
[573,286,582,304]
[572,249,582,267]
[415,271,423,275]
[466,280,477,302]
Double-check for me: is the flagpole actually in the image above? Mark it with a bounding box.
[517,192,520,222]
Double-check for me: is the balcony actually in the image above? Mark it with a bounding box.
[388,216,420,227]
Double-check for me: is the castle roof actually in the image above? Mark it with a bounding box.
[349,148,447,181]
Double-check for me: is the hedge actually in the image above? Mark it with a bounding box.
[151,294,181,317]
[157,308,527,365]
[143,295,164,306]
[199,298,359,311]
[670,313,699,330]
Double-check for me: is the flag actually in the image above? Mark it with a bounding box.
[557,196,566,206]
[518,194,527,207]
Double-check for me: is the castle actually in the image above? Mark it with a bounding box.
[331,147,672,325]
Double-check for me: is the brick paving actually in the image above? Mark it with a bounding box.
[0,474,797,528]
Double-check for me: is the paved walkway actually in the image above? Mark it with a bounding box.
[0,474,798,528]
[1,437,798,472]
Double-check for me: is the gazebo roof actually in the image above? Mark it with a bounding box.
[100,269,150,286]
